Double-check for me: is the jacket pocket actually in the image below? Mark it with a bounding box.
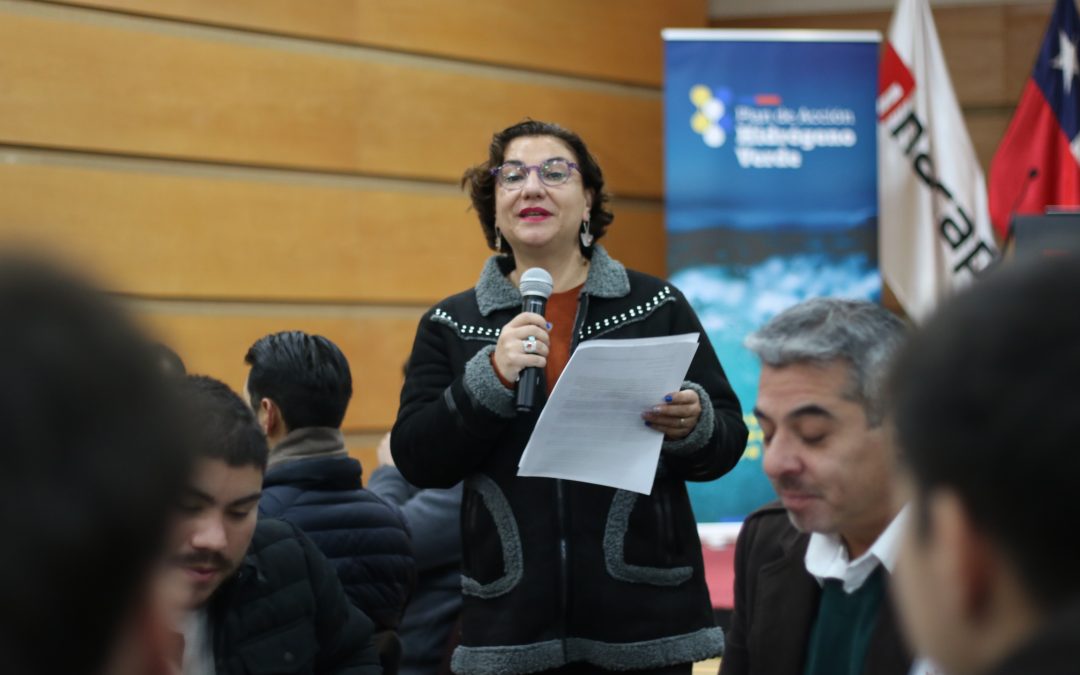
[603,489,693,586]
[460,474,524,599]
[236,620,318,674]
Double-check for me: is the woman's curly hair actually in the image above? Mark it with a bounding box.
[461,120,614,261]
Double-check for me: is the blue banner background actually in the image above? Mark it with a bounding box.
[663,36,881,523]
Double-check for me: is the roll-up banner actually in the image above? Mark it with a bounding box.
[663,30,882,527]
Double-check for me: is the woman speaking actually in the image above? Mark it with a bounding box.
[392,120,747,675]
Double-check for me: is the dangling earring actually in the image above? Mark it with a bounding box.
[494,227,502,252]
[579,220,594,248]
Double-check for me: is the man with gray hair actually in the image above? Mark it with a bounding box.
[720,298,912,675]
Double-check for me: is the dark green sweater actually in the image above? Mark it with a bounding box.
[802,566,887,675]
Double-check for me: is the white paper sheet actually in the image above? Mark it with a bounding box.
[516,332,699,495]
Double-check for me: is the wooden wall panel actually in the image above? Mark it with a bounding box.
[713,1,1054,176]
[602,205,668,279]
[966,110,1012,169]
[134,308,424,432]
[0,4,663,198]
[713,9,889,33]
[346,443,380,483]
[50,0,706,87]
[1004,4,1053,98]
[0,158,488,303]
[712,3,1052,109]
[0,155,664,302]
[934,7,1006,106]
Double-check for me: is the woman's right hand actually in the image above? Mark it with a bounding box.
[493,312,550,382]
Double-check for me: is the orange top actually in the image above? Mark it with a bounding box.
[543,283,583,394]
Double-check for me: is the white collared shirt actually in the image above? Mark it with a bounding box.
[803,505,909,594]
[909,658,945,675]
[803,506,941,675]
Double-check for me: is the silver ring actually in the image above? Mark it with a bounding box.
[523,336,537,353]
[680,418,685,427]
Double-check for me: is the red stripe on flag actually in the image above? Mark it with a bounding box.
[989,79,1080,237]
[878,41,915,121]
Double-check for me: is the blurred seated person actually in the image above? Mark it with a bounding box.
[369,429,463,675]
[154,341,187,377]
[392,120,748,674]
[890,258,1080,675]
[0,255,190,675]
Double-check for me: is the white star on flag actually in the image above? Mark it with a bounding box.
[1051,29,1079,94]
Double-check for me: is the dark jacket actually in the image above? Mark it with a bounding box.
[208,518,381,675]
[392,247,748,675]
[260,429,417,631]
[720,502,911,675]
[368,465,463,675]
[982,600,1080,675]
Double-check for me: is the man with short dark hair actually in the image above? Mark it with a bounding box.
[721,298,912,675]
[0,256,191,675]
[889,259,1080,675]
[170,375,380,675]
[244,331,415,637]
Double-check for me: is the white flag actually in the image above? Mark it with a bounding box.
[878,0,998,322]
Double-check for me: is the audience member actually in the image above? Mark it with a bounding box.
[369,429,463,675]
[889,259,1080,675]
[244,331,415,668]
[721,298,911,675]
[170,375,380,675]
[0,255,190,675]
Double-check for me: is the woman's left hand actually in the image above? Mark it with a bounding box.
[642,388,702,440]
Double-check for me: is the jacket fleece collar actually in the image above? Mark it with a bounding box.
[475,245,631,317]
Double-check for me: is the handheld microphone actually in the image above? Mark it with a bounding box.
[1005,167,1039,244]
[515,267,553,413]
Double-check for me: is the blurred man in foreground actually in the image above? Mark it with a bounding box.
[170,375,381,675]
[0,256,190,675]
[889,259,1080,675]
[721,298,911,675]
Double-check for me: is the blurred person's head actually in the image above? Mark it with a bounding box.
[889,259,1080,675]
[746,298,908,557]
[153,342,186,377]
[243,331,352,446]
[0,255,190,675]
[170,375,268,610]
[462,119,614,265]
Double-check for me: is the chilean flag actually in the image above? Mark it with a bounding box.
[989,0,1080,237]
